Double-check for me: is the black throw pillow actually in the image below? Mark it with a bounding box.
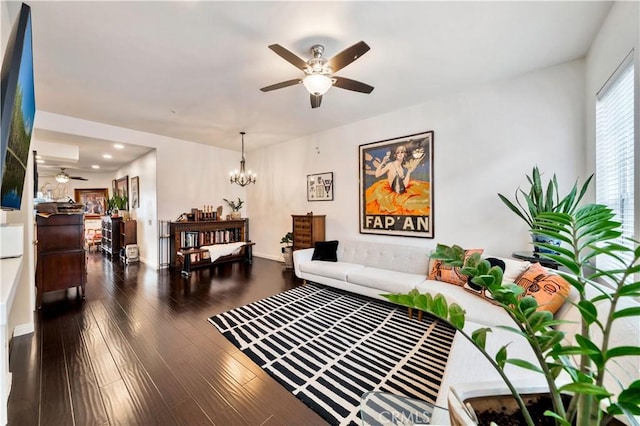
[311,240,339,262]
[467,257,506,291]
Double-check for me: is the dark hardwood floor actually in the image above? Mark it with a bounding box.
[8,252,327,425]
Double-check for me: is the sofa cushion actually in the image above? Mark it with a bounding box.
[428,248,483,286]
[299,260,364,281]
[347,267,426,293]
[501,257,531,283]
[336,240,431,275]
[312,240,339,262]
[514,262,570,314]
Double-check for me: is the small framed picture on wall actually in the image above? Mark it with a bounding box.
[307,172,333,201]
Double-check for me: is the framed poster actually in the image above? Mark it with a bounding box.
[307,172,334,201]
[74,188,108,218]
[131,176,139,208]
[115,175,129,210]
[359,131,434,238]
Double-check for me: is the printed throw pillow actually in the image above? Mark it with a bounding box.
[514,262,570,314]
[428,248,484,286]
[311,240,339,262]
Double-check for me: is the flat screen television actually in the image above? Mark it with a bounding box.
[1,3,35,210]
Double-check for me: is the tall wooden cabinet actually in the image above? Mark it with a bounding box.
[292,214,326,251]
[101,216,121,258]
[101,217,137,259]
[35,213,86,307]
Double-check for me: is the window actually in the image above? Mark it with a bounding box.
[595,55,635,270]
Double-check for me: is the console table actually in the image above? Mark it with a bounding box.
[512,251,559,270]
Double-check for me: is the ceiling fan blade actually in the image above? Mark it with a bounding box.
[333,77,374,94]
[260,78,302,92]
[327,41,370,73]
[70,176,88,181]
[268,44,308,71]
[310,94,322,109]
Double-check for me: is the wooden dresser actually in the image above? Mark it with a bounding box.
[35,213,86,307]
[292,214,326,251]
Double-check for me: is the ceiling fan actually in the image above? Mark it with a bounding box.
[51,168,88,183]
[260,41,374,108]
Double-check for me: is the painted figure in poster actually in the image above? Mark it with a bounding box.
[365,137,431,216]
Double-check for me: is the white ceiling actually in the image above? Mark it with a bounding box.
[16,1,613,172]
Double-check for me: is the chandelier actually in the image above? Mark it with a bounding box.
[229,131,256,187]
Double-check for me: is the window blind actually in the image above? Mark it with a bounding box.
[595,59,635,271]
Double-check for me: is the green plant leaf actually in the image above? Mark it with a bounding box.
[448,303,466,329]
[613,307,640,320]
[471,328,491,350]
[543,410,571,426]
[495,345,508,369]
[577,300,598,325]
[605,346,640,359]
[504,358,543,373]
[559,382,611,398]
[575,335,603,368]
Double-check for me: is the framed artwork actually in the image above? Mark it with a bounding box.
[359,130,434,238]
[307,172,334,201]
[115,175,129,210]
[74,188,108,218]
[131,176,139,208]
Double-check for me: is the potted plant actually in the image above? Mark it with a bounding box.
[383,204,640,425]
[498,166,592,253]
[223,197,244,219]
[280,232,294,269]
[107,194,127,217]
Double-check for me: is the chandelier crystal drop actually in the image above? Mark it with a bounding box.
[229,131,256,187]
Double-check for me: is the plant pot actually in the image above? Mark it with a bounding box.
[532,233,561,254]
[448,382,623,426]
[448,382,554,426]
[282,247,293,269]
[230,212,241,220]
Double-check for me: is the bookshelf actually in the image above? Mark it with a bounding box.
[169,219,251,271]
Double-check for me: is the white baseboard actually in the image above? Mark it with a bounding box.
[253,252,283,262]
[13,322,34,337]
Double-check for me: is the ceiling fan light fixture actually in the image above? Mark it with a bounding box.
[55,171,69,183]
[303,74,332,95]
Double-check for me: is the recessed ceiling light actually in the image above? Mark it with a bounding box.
[36,159,45,163]
[91,165,100,169]
[113,144,124,149]
[103,154,112,159]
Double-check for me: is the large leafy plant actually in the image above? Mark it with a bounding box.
[384,204,640,426]
[498,166,592,229]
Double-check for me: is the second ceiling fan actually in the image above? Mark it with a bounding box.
[260,41,374,108]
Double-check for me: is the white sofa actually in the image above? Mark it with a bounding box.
[293,240,640,412]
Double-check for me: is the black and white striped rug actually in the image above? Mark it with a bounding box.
[209,284,456,426]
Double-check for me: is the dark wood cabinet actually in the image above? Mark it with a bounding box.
[35,213,86,307]
[101,216,121,258]
[101,217,137,259]
[292,214,325,251]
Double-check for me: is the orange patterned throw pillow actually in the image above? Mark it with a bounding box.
[428,249,484,286]
[514,263,570,314]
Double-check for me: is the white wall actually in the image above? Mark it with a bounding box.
[113,150,157,266]
[249,59,587,260]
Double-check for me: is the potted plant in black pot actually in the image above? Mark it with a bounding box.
[107,194,127,217]
[498,166,592,253]
[280,232,294,269]
[383,204,640,425]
